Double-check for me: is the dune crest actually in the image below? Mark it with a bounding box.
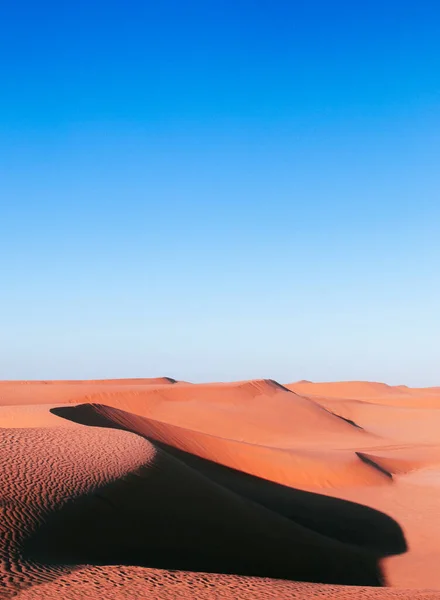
[1,377,440,597]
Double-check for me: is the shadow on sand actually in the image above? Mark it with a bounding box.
[23,404,407,587]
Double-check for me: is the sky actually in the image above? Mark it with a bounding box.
[1,1,439,385]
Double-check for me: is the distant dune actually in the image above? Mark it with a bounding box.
[1,378,440,598]
[287,380,413,398]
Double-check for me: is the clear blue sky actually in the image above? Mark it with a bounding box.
[1,1,439,385]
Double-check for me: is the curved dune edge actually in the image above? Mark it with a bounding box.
[52,402,393,489]
[0,426,156,598]
[0,423,403,598]
[3,377,440,597]
[61,380,380,449]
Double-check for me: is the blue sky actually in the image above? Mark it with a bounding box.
[1,1,439,384]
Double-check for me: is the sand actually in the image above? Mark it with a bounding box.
[1,378,440,598]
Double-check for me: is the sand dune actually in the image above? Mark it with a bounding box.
[287,380,440,408]
[59,379,379,448]
[0,377,177,406]
[0,423,389,597]
[1,377,440,598]
[358,447,440,476]
[287,380,411,399]
[52,403,392,488]
[301,397,440,444]
[14,567,440,600]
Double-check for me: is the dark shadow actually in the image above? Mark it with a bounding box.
[356,453,393,479]
[29,404,408,587]
[148,442,399,553]
[267,379,297,393]
[330,412,364,429]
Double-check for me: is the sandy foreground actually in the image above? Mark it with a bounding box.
[1,378,440,599]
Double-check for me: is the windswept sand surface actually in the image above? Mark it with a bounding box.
[1,378,440,598]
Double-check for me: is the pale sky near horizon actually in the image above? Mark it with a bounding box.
[1,2,439,385]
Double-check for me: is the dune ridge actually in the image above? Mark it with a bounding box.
[1,377,440,598]
[52,403,393,488]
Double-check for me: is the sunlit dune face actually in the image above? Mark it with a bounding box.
[1,378,440,597]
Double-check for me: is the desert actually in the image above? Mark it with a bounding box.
[3,1,438,598]
[2,378,440,598]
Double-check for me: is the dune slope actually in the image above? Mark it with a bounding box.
[1,377,440,598]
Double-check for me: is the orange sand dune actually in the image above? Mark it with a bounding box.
[59,379,381,448]
[0,377,178,406]
[52,403,392,489]
[287,381,440,409]
[303,397,440,444]
[358,447,440,476]
[0,422,392,597]
[1,377,440,598]
[14,567,440,599]
[287,380,412,398]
